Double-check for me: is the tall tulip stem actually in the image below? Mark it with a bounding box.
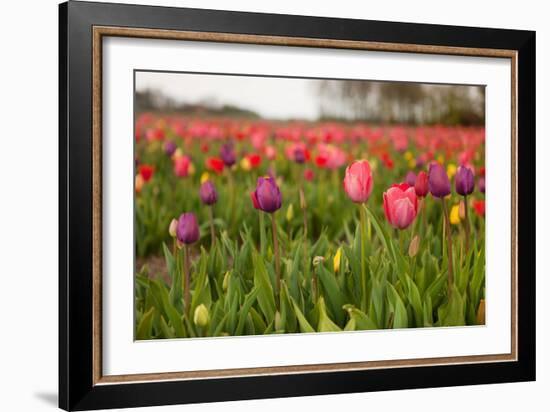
[359,205,368,311]
[271,213,281,294]
[299,186,309,279]
[463,195,471,252]
[209,206,215,247]
[183,244,191,316]
[441,199,455,291]
[259,212,266,256]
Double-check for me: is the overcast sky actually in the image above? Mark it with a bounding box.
[136,71,321,120]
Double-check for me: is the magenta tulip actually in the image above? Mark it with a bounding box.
[428,163,451,198]
[176,213,199,245]
[252,177,282,213]
[199,181,218,205]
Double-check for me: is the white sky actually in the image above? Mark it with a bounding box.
[136,71,321,120]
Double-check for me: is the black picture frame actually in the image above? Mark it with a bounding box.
[59,1,536,410]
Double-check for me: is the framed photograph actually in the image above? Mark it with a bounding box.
[59,1,535,410]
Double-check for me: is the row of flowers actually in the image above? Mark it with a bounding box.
[167,156,484,313]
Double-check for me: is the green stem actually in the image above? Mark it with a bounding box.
[271,213,281,294]
[300,186,309,280]
[359,205,368,312]
[463,195,470,252]
[441,199,455,292]
[183,244,191,317]
[209,206,215,247]
[259,212,266,256]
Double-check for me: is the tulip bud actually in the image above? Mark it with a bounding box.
[446,163,457,179]
[274,311,283,331]
[333,247,342,273]
[408,235,420,257]
[251,177,282,213]
[414,171,429,198]
[455,165,475,196]
[200,172,210,184]
[478,176,486,194]
[312,256,325,267]
[135,174,144,194]
[164,141,177,157]
[168,218,178,238]
[176,213,200,244]
[199,181,218,205]
[343,160,374,203]
[286,203,294,222]
[193,304,210,328]
[450,204,461,225]
[222,271,230,292]
[428,163,451,198]
[405,171,417,187]
[220,143,236,167]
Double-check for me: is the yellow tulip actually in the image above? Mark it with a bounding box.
[240,157,251,171]
[135,174,144,194]
[450,204,461,225]
[447,163,457,179]
[200,172,210,184]
[333,247,342,273]
[193,304,210,328]
[404,151,414,161]
[408,159,416,168]
[286,204,294,222]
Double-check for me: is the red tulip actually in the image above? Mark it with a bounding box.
[414,171,429,197]
[205,157,225,174]
[303,168,314,182]
[473,199,485,217]
[383,184,418,229]
[343,160,374,203]
[138,164,154,182]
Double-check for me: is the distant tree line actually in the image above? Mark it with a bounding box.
[316,80,485,126]
[136,89,260,118]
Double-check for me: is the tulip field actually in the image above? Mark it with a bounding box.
[134,114,486,339]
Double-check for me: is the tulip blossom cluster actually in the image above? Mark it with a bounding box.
[135,111,487,339]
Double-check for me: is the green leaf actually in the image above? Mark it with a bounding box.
[316,265,346,326]
[235,287,260,335]
[291,296,315,333]
[387,283,408,329]
[136,307,155,339]
[317,297,341,332]
[343,304,377,330]
[252,250,276,323]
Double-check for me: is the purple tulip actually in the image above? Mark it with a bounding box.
[164,141,177,157]
[293,147,306,164]
[478,176,485,193]
[428,163,451,198]
[405,171,417,187]
[176,213,199,244]
[220,143,236,167]
[455,165,475,196]
[252,177,282,213]
[199,181,218,205]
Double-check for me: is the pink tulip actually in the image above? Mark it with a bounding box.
[343,160,374,203]
[173,155,190,178]
[383,183,418,229]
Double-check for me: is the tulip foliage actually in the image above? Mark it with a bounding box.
[135,114,486,339]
